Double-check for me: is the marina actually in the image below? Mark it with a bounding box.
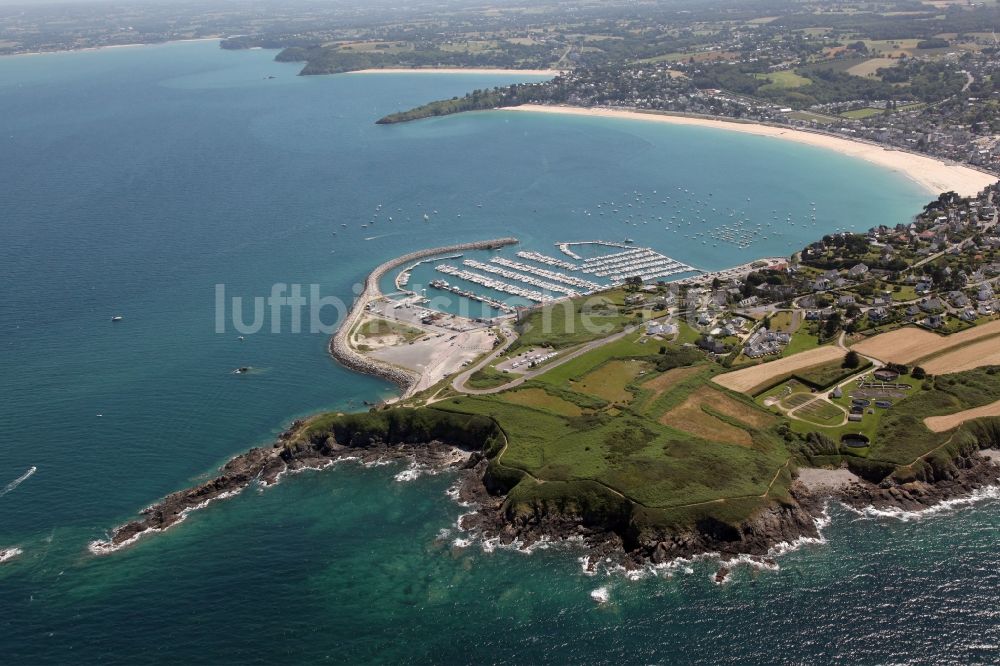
[461,259,579,297]
[428,279,514,313]
[395,253,464,291]
[578,246,697,282]
[418,238,701,314]
[516,250,579,271]
[491,257,602,291]
[435,264,550,303]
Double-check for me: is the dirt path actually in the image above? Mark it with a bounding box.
[774,354,881,428]
[659,458,794,510]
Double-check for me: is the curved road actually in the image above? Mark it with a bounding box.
[452,324,641,395]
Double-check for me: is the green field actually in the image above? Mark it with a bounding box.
[787,110,840,125]
[327,290,1000,540]
[869,368,1000,468]
[465,366,511,390]
[840,107,885,120]
[513,290,640,349]
[794,357,872,389]
[755,70,811,90]
[534,331,654,388]
[769,311,795,332]
[782,329,821,357]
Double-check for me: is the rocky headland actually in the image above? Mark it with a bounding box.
[91,410,1000,571]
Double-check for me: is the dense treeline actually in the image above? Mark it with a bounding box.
[277,43,552,75]
[306,407,502,454]
[688,59,966,109]
[378,88,518,124]
[877,60,966,102]
[771,5,1000,40]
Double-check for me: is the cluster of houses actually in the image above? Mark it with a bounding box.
[644,320,679,337]
[614,180,999,365]
[743,327,791,358]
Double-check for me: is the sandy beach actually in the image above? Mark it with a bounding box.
[503,105,997,197]
[9,37,220,58]
[350,68,562,76]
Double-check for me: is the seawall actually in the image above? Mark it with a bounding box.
[329,237,519,395]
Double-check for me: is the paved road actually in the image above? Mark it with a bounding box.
[451,324,641,395]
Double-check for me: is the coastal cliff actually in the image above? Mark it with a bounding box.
[91,409,502,554]
[92,406,1000,566]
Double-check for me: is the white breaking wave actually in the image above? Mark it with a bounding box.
[0,547,23,564]
[590,586,610,604]
[843,484,1000,522]
[764,506,832,559]
[0,466,36,498]
[444,482,475,507]
[88,488,243,556]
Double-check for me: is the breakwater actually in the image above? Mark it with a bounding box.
[329,237,519,394]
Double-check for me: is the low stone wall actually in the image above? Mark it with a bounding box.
[329,237,519,394]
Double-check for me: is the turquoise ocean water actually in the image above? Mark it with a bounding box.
[1,41,998,664]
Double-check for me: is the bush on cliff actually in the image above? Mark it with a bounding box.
[305,408,501,451]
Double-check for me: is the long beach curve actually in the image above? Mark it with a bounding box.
[329,237,519,395]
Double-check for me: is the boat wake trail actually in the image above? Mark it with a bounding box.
[0,466,37,498]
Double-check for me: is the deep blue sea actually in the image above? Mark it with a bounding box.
[2,41,999,665]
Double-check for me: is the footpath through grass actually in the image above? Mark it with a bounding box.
[432,325,794,522]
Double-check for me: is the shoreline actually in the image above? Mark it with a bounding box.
[327,237,518,397]
[502,105,998,198]
[88,416,1000,572]
[88,419,480,555]
[349,68,562,76]
[5,37,221,58]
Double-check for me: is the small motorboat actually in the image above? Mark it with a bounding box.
[111,315,123,322]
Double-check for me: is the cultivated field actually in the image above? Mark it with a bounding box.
[794,399,845,425]
[846,57,896,77]
[660,386,759,446]
[781,392,815,409]
[640,365,702,401]
[850,327,945,363]
[712,345,845,393]
[922,336,1000,375]
[924,398,1000,432]
[852,321,1000,365]
[576,359,649,403]
[496,388,583,417]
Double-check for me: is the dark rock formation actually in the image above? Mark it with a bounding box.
[93,419,1000,570]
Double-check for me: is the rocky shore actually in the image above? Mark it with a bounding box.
[834,449,1000,515]
[92,416,1000,571]
[328,237,518,395]
[450,448,1000,574]
[89,419,480,554]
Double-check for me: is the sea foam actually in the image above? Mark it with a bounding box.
[0,547,23,564]
[0,466,36,498]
